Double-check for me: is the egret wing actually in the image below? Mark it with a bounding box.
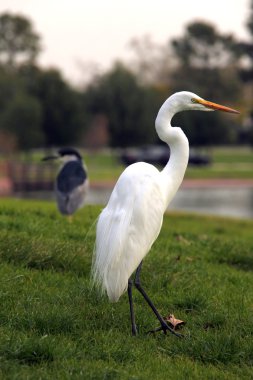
[93,162,166,301]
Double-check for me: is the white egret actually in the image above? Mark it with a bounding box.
[92,91,239,336]
[43,148,89,218]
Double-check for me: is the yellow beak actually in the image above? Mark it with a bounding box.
[196,98,240,114]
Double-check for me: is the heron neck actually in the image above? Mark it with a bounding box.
[155,104,189,205]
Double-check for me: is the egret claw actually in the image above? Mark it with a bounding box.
[147,324,184,338]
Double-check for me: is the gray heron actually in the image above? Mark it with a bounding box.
[43,147,89,218]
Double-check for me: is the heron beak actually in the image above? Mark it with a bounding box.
[42,155,59,161]
[196,98,240,114]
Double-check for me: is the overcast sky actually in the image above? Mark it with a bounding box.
[0,0,251,84]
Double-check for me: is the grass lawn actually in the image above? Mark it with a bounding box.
[185,146,253,179]
[3,146,253,182]
[85,146,253,181]
[0,199,253,379]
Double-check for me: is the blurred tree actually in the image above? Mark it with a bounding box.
[0,13,44,149]
[171,21,240,99]
[170,21,241,146]
[0,66,21,110]
[0,12,40,69]
[83,63,160,147]
[239,0,253,83]
[20,66,85,146]
[0,130,17,153]
[172,22,238,70]
[128,35,173,86]
[233,0,253,144]
[0,67,43,149]
[1,93,43,149]
[173,110,236,147]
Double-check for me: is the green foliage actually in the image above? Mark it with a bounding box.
[247,1,253,36]
[171,21,238,69]
[237,1,253,146]
[84,63,160,147]
[170,21,241,107]
[0,12,247,149]
[169,21,241,146]
[0,64,87,149]
[1,93,43,148]
[0,199,253,378]
[20,67,85,146]
[173,109,236,146]
[0,10,87,150]
[0,12,40,68]
[0,67,43,149]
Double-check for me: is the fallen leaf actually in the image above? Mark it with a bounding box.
[175,234,191,245]
[198,234,208,241]
[164,314,186,330]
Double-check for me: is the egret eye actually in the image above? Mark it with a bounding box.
[191,98,197,103]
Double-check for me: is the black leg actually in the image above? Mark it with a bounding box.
[134,261,181,337]
[128,279,137,336]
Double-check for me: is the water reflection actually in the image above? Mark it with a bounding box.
[16,187,253,219]
[86,187,253,219]
[169,187,253,219]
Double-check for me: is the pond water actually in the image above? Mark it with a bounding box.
[17,187,253,220]
[169,187,253,219]
[86,187,253,219]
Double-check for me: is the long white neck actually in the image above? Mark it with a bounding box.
[155,98,190,206]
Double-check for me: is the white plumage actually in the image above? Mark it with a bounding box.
[94,163,165,301]
[92,91,239,335]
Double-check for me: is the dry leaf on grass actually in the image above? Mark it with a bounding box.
[175,234,191,245]
[164,314,186,330]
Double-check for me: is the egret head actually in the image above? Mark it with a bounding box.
[169,91,240,114]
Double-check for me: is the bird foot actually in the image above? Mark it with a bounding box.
[147,323,183,338]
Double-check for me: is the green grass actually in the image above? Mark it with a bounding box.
[3,146,253,182]
[77,146,253,181]
[84,146,253,181]
[211,146,253,164]
[0,199,253,378]
[185,146,253,179]
[185,165,253,179]
[84,151,124,182]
